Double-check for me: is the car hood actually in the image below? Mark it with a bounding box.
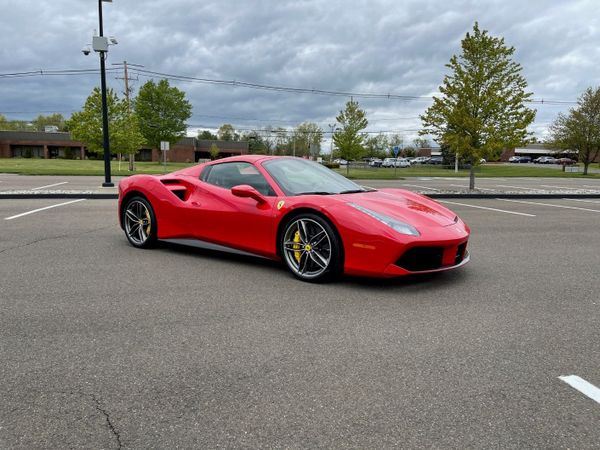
[335,189,457,227]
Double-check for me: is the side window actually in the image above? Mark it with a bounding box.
[200,162,275,196]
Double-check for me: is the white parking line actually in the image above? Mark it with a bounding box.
[559,375,600,405]
[582,185,600,189]
[496,184,532,190]
[4,199,86,220]
[564,198,600,204]
[539,184,582,190]
[498,198,600,212]
[31,181,69,191]
[403,184,441,191]
[439,200,536,217]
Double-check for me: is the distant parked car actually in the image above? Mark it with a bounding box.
[533,156,557,164]
[411,156,430,165]
[516,156,532,163]
[428,156,444,165]
[382,158,397,168]
[368,158,382,167]
[508,156,520,163]
[334,158,348,165]
[394,158,411,168]
[556,157,576,165]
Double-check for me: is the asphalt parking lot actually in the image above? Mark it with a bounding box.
[1,197,600,448]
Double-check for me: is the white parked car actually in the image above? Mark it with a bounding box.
[381,158,396,167]
[411,156,429,165]
[394,158,411,168]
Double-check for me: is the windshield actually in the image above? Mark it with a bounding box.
[262,158,367,196]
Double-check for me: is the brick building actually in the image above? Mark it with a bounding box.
[0,130,249,162]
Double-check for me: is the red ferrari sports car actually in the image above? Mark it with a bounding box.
[118,155,470,281]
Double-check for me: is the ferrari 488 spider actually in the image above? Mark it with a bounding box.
[118,156,469,281]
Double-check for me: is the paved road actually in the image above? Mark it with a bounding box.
[1,198,600,448]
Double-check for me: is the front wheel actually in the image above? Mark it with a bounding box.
[281,214,342,282]
[122,196,157,248]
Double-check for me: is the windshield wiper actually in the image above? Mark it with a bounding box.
[294,191,334,196]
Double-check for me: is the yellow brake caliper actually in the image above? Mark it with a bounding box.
[293,230,302,263]
[145,209,151,235]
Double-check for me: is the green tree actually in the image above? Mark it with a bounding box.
[218,123,239,141]
[209,143,220,160]
[333,99,368,174]
[135,79,192,150]
[420,22,536,189]
[241,131,267,154]
[68,87,144,162]
[365,134,389,158]
[549,87,600,175]
[113,111,146,170]
[198,129,218,140]
[32,113,66,131]
[0,114,10,130]
[292,122,323,157]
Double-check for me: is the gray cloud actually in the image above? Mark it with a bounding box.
[1,0,599,143]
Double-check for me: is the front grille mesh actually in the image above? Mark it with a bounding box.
[396,243,467,272]
[396,247,444,271]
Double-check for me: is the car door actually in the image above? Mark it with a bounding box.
[188,162,278,257]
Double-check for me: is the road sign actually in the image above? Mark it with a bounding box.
[393,146,399,157]
[160,141,170,151]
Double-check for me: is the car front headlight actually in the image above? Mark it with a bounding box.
[349,203,420,236]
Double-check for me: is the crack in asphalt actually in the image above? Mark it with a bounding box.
[0,226,113,255]
[91,394,122,449]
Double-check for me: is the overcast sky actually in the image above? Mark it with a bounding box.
[1,0,599,146]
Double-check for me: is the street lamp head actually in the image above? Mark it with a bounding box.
[81,45,91,56]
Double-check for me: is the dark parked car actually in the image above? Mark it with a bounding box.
[556,157,576,165]
[428,156,444,165]
[516,156,532,163]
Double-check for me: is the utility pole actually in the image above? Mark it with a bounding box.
[113,61,143,170]
[328,123,336,163]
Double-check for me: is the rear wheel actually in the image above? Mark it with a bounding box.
[123,196,157,248]
[281,214,342,282]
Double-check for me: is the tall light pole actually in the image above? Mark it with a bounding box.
[98,0,113,187]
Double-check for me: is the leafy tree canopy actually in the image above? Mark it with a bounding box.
[135,79,192,149]
[217,123,239,141]
[550,86,600,175]
[333,99,368,168]
[67,87,145,157]
[420,22,535,188]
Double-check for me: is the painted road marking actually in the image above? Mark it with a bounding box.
[559,375,600,405]
[439,200,536,217]
[564,198,600,204]
[498,198,600,213]
[403,184,441,191]
[539,184,582,190]
[496,184,533,190]
[582,185,600,189]
[31,181,69,191]
[4,199,86,220]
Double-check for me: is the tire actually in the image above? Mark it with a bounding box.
[280,213,343,282]
[122,196,157,248]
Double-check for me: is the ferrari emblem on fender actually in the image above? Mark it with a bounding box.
[277,200,285,210]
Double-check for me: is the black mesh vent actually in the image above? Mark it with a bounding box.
[455,243,467,265]
[396,247,444,272]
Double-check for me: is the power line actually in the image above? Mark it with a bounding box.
[0,66,578,105]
